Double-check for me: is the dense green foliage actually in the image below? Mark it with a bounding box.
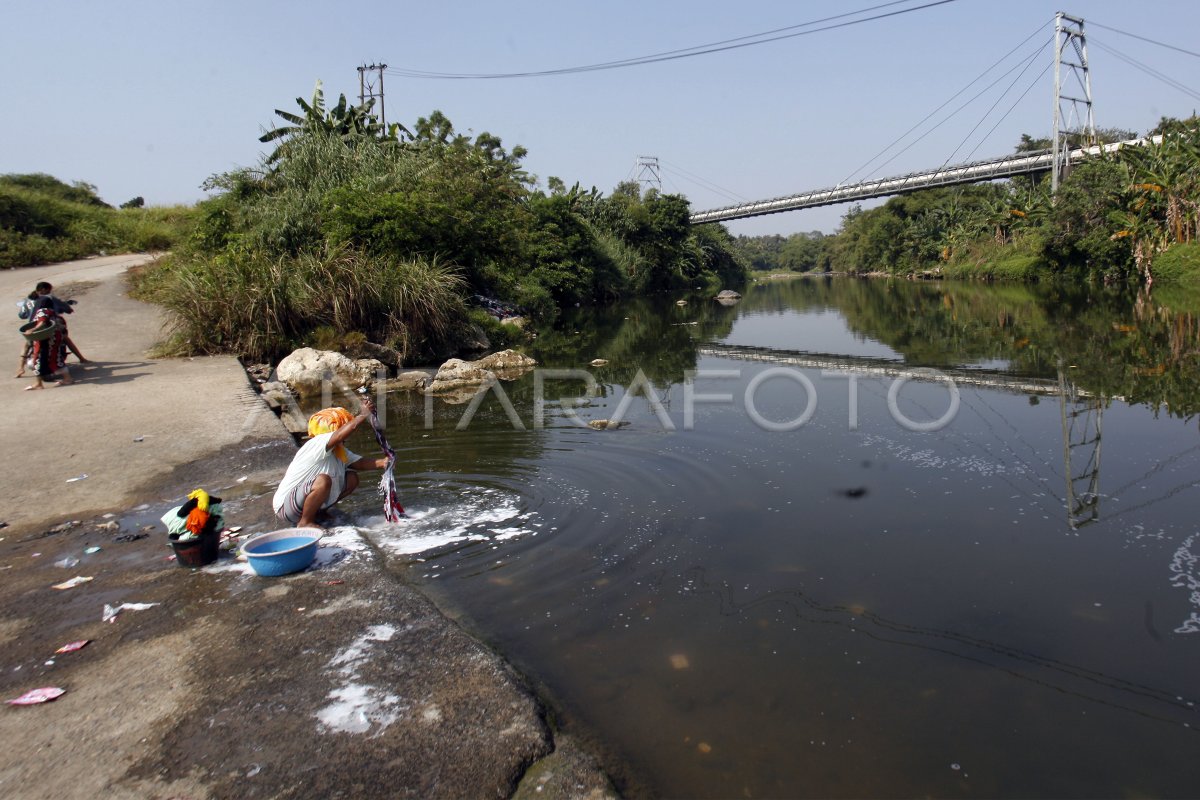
[734,117,1200,286]
[134,90,748,362]
[0,173,190,268]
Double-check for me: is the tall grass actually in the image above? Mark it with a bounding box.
[0,179,192,268]
[134,244,466,363]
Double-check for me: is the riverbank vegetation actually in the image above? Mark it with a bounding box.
[129,83,748,362]
[735,116,1200,286]
[0,173,191,268]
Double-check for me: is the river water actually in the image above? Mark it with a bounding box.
[344,276,1200,798]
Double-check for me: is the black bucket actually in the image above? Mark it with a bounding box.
[170,530,219,567]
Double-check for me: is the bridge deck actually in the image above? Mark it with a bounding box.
[690,137,1159,224]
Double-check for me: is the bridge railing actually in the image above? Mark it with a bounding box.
[689,136,1161,224]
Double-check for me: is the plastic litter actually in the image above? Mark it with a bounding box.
[65,474,89,483]
[52,576,93,590]
[102,602,159,623]
[7,687,65,705]
[133,436,144,443]
[55,640,90,654]
[84,546,101,555]
[54,557,80,569]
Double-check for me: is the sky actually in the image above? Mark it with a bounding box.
[2,0,1197,236]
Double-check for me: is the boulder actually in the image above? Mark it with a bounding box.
[346,339,404,370]
[352,358,387,387]
[373,371,431,394]
[427,350,536,395]
[715,289,742,300]
[275,348,370,396]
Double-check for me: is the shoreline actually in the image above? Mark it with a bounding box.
[0,256,619,799]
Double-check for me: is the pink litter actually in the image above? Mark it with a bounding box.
[6,687,65,706]
[55,641,90,655]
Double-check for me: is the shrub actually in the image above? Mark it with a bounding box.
[1151,242,1200,285]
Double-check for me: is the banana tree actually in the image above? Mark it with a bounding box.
[259,80,409,164]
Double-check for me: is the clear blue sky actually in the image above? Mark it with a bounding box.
[2,1,1197,235]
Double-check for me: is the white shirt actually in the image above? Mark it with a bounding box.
[272,432,360,513]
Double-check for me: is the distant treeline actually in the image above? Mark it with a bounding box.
[733,117,1200,286]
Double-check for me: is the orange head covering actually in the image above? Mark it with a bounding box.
[308,407,355,462]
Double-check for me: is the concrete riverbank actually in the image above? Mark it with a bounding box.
[0,256,616,799]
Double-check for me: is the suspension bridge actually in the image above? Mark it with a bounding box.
[683,12,1177,226]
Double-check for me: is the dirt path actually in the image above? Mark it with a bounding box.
[0,255,284,535]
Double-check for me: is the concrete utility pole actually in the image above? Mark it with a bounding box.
[357,63,388,128]
[1051,12,1095,193]
[634,156,662,191]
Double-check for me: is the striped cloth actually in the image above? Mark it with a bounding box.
[366,407,405,521]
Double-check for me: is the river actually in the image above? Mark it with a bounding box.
[344,276,1200,798]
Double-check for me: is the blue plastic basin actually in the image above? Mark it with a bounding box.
[242,529,320,577]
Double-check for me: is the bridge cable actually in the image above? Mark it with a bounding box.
[959,61,1053,164]
[1090,39,1200,104]
[384,0,964,80]
[1087,21,1200,61]
[656,158,749,204]
[840,21,1049,186]
[938,41,1050,171]
[848,35,1052,184]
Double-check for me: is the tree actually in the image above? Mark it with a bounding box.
[259,80,408,163]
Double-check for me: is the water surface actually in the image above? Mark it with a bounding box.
[345,277,1200,798]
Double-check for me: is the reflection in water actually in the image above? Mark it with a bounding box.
[336,277,1200,798]
[1058,360,1103,530]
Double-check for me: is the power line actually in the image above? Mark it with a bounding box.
[386,0,964,80]
[1088,21,1200,60]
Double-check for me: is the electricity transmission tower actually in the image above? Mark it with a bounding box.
[634,156,662,191]
[1051,12,1095,193]
[358,63,388,127]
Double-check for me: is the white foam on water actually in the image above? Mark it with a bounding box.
[357,488,539,556]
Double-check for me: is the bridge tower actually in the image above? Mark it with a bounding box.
[634,156,662,192]
[1057,360,1103,530]
[1051,13,1096,193]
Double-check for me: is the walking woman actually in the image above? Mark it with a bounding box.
[20,296,74,390]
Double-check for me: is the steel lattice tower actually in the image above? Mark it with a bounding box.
[1051,12,1096,193]
[634,156,662,192]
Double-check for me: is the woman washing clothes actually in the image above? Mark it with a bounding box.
[272,396,389,529]
[20,296,74,390]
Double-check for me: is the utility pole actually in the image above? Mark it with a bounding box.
[357,63,388,128]
[634,156,662,192]
[1051,12,1095,193]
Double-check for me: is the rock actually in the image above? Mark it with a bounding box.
[345,339,404,370]
[715,289,742,300]
[275,348,369,396]
[501,316,527,329]
[587,419,630,430]
[373,371,430,393]
[352,358,387,387]
[589,359,609,367]
[427,350,537,395]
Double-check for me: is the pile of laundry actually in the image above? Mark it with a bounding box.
[160,489,223,542]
